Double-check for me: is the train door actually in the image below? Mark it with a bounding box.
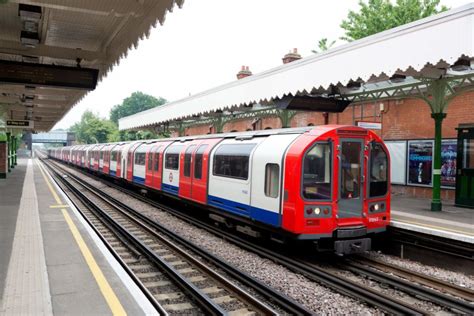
[179,141,200,199]
[151,141,173,190]
[250,134,300,227]
[338,138,364,219]
[191,139,222,204]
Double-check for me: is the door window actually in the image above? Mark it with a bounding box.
[194,145,208,179]
[184,145,196,177]
[341,141,362,199]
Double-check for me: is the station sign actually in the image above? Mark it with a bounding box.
[6,120,34,129]
[357,121,382,130]
[0,60,99,90]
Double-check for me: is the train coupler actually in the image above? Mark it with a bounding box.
[334,238,371,256]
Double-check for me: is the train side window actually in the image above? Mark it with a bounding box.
[135,152,146,166]
[165,145,183,170]
[111,151,117,161]
[369,143,388,197]
[184,145,196,177]
[194,144,208,180]
[265,163,280,198]
[302,143,331,200]
[213,144,256,180]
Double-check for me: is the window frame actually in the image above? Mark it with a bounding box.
[367,142,389,198]
[264,163,280,198]
[165,145,183,170]
[212,143,256,181]
[134,152,146,166]
[300,141,333,202]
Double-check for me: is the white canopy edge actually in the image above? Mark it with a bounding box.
[119,3,474,131]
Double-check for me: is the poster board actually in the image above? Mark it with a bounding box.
[407,140,434,187]
[441,139,457,188]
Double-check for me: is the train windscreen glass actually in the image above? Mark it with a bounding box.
[302,143,331,200]
[369,143,388,197]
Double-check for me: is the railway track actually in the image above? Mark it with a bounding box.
[348,257,474,306]
[40,158,312,315]
[45,157,474,315]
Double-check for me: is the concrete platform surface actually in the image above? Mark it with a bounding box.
[0,158,157,315]
[391,195,474,243]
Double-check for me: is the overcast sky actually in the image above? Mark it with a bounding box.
[53,0,471,130]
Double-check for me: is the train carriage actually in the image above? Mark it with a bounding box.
[50,125,390,255]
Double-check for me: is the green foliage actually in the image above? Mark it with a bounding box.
[312,38,336,54]
[110,91,166,124]
[340,0,448,41]
[70,110,118,144]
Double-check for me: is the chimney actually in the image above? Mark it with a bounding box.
[236,65,252,79]
[282,48,302,64]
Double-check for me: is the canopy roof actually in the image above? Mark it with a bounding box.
[119,3,474,131]
[0,0,184,131]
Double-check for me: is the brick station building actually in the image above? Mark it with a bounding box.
[182,49,473,200]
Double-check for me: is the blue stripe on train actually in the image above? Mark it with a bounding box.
[162,183,179,195]
[110,170,116,177]
[208,195,280,227]
[133,176,145,185]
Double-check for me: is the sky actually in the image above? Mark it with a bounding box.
[53,0,472,130]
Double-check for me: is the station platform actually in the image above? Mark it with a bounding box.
[0,158,157,315]
[390,195,474,244]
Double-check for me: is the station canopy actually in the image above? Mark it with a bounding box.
[0,0,184,131]
[119,3,474,131]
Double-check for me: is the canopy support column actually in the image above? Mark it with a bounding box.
[276,110,297,128]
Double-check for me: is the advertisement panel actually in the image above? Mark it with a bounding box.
[441,139,457,188]
[407,140,433,186]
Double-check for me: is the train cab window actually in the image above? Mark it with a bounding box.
[135,152,146,166]
[165,145,183,170]
[369,143,388,197]
[213,144,256,180]
[194,145,208,179]
[184,145,196,177]
[265,164,280,198]
[302,143,331,200]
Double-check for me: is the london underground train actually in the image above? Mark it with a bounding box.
[49,125,390,255]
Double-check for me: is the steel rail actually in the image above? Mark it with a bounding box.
[42,159,226,315]
[44,158,313,316]
[46,158,426,315]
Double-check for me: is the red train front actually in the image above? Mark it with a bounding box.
[49,125,390,255]
[283,125,390,254]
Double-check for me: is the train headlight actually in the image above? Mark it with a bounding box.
[374,204,379,211]
[314,207,321,215]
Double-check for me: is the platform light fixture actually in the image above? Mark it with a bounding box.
[18,4,42,21]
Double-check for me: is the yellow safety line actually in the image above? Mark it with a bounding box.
[50,205,70,208]
[394,219,474,237]
[36,159,127,316]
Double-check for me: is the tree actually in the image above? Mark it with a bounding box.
[70,110,118,144]
[340,0,448,41]
[312,38,336,54]
[110,91,167,124]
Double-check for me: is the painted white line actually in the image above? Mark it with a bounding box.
[39,159,159,316]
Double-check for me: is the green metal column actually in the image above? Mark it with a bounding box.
[431,113,446,212]
[13,135,17,166]
[6,132,11,172]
